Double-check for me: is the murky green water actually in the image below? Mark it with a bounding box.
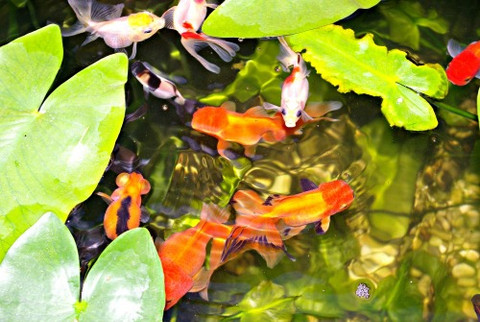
[3,0,480,320]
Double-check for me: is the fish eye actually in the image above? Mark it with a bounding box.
[143,28,153,34]
[281,109,286,115]
[296,110,302,117]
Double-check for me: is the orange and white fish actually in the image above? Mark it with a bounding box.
[131,61,186,105]
[446,39,480,86]
[222,179,355,261]
[191,105,287,158]
[157,203,284,309]
[263,37,342,127]
[62,0,165,59]
[97,172,151,240]
[162,0,240,73]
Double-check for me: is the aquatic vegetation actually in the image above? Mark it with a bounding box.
[0,213,165,320]
[287,24,449,130]
[0,25,127,261]
[202,0,382,37]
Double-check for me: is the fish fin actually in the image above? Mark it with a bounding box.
[263,194,288,206]
[161,258,194,310]
[276,222,306,239]
[200,203,230,224]
[476,69,480,79]
[205,3,218,9]
[161,6,176,29]
[244,105,270,117]
[248,242,286,268]
[140,207,150,223]
[315,216,331,234]
[125,103,149,123]
[181,33,221,73]
[81,33,100,46]
[217,139,233,159]
[61,21,87,37]
[199,33,240,62]
[96,192,113,204]
[129,42,137,59]
[221,225,285,264]
[304,101,342,118]
[263,102,281,112]
[243,145,256,158]
[277,36,297,71]
[90,1,124,22]
[220,101,236,111]
[447,39,465,58]
[190,268,211,299]
[232,190,270,216]
[300,110,313,122]
[67,0,93,25]
[141,61,185,84]
[300,178,318,192]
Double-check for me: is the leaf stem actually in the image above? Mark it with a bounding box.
[427,99,478,122]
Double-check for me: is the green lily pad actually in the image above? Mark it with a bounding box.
[0,213,165,321]
[0,25,127,261]
[287,25,449,131]
[202,0,382,38]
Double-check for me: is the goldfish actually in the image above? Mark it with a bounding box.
[191,105,287,158]
[157,203,285,309]
[472,294,480,321]
[446,39,480,86]
[97,172,151,240]
[191,103,342,159]
[131,61,186,105]
[162,0,240,73]
[263,37,314,127]
[222,179,355,261]
[62,0,165,59]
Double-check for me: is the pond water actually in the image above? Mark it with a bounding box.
[2,0,480,320]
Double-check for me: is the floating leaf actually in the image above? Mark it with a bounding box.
[0,213,165,320]
[0,25,127,261]
[287,25,448,131]
[80,228,165,321]
[202,0,382,38]
[223,281,296,321]
[0,213,79,321]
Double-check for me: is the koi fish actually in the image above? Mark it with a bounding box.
[263,37,314,127]
[97,172,151,240]
[191,105,287,158]
[162,0,240,73]
[62,0,165,59]
[446,39,480,86]
[131,61,186,105]
[157,203,284,309]
[222,179,355,261]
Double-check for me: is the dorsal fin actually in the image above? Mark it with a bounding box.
[219,101,236,111]
[447,39,466,58]
[90,1,124,22]
[244,105,270,117]
[300,178,318,191]
[161,6,176,29]
[200,203,230,224]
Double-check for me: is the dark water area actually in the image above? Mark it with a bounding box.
[3,0,480,320]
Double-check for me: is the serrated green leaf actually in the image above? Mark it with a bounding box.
[287,25,449,131]
[202,0,382,38]
[0,213,79,321]
[223,281,296,321]
[0,25,128,261]
[80,228,165,321]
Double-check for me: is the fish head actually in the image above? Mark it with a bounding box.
[115,172,151,195]
[280,101,302,128]
[446,51,480,86]
[128,12,165,40]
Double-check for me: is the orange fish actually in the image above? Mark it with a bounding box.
[191,103,342,159]
[222,179,355,261]
[157,203,283,310]
[98,172,151,240]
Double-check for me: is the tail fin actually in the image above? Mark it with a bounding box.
[181,32,240,74]
[277,37,298,71]
[66,0,124,26]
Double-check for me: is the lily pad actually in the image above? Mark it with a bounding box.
[0,25,127,261]
[202,0,382,38]
[0,213,165,320]
[287,24,449,131]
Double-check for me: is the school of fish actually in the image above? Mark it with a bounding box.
[68,0,479,314]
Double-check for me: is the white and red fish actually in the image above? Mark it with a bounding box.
[162,0,240,73]
[62,0,165,59]
[264,37,341,127]
[131,61,186,105]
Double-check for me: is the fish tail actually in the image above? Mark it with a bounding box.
[66,0,124,26]
[180,32,239,73]
[161,257,194,310]
[277,36,298,71]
